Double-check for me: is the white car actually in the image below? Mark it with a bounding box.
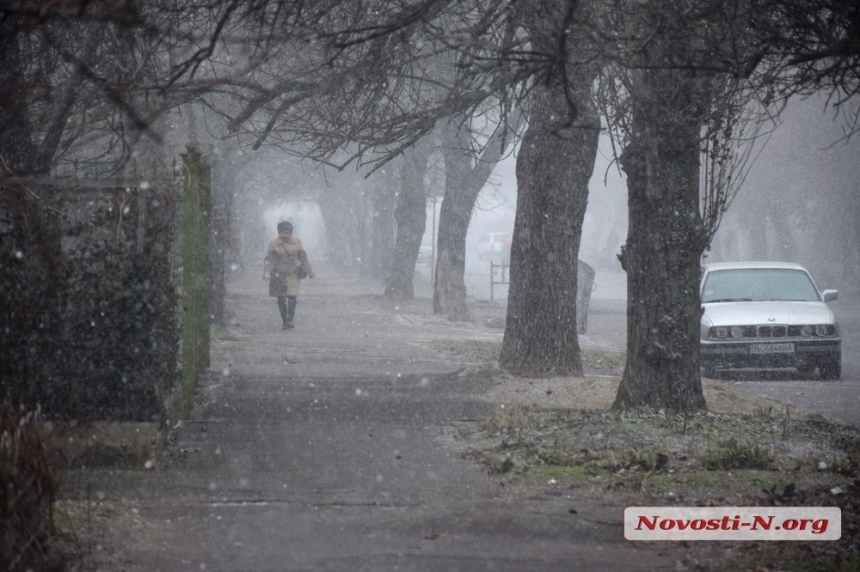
[700,261,841,379]
[477,232,510,261]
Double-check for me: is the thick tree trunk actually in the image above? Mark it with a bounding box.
[384,142,431,299]
[499,78,599,376]
[613,66,709,411]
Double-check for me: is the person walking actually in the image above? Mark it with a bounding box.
[263,221,315,330]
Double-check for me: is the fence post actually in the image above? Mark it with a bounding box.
[180,145,212,414]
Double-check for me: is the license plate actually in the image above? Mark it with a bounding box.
[750,343,794,355]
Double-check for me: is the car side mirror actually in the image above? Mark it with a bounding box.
[823,289,838,302]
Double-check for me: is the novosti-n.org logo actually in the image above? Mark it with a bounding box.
[624,507,841,541]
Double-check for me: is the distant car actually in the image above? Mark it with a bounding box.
[700,261,841,379]
[477,232,510,261]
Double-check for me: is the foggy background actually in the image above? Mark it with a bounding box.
[245,92,857,302]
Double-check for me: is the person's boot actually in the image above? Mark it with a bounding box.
[277,298,289,330]
[286,297,297,329]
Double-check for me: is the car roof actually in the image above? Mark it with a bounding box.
[701,261,809,272]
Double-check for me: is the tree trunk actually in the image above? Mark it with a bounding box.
[384,141,431,299]
[0,19,44,177]
[435,121,474,319]
[434,113,518,320]
[499,76,599,376]
[369,169,397,280]
[613,65,709,411]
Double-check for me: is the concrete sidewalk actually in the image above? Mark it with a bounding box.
[66,265,681,572]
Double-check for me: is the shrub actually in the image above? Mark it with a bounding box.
[700,438,771,470]
[0,407,63,572]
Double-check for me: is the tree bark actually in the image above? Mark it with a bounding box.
[613,64,709,411]
[384,141,431,299]
[434,120,474,319]
[434,113,518,320]
[499,75,599,376]
[0,19,44,177]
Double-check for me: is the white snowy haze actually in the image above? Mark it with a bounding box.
[709,94,860,290]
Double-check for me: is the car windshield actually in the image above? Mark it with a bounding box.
[701,268,820,303]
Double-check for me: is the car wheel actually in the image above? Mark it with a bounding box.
[818,355,841,380]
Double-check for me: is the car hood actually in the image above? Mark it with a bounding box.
[702,301,835,327]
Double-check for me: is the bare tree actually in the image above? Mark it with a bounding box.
[750,0,860,132]
[588,0,782,410]
[202,0,609,374]
[199,1,528,305]
[434,107,521,320]
[498,0,600,377]
[0,0,252,177]
[382,139,432,297]
[0,1,149,176]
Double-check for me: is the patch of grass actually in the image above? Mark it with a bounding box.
[754,405,777,419]
[685,473,715,486]
[463,402,860,565]
[699,438,771,470]
[628,448,669,472]
[581,349,626,368]
[480,404,536,435]
[746,472,789,490]
[576,448,669,475]
[532,449,566,466]
[642,473,673,488]
[829,429,860,457]
[581,458,614,474]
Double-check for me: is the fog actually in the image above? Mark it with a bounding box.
[263,202,328,263]
[244,92,859,300]
[461,133,628,276]
[7,4,860,571]
[709,94,860,291]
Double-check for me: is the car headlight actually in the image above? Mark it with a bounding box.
[730,326,743,339]
[714,326,728,339]
[801,325,813,337]
[815,324,834,336]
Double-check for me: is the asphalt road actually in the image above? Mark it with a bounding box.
[728,299,860,428]
[68,265,691,571]
[66,262,857,571]
[451,260,860,428]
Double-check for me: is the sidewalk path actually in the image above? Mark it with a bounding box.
[70,265,680,571]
